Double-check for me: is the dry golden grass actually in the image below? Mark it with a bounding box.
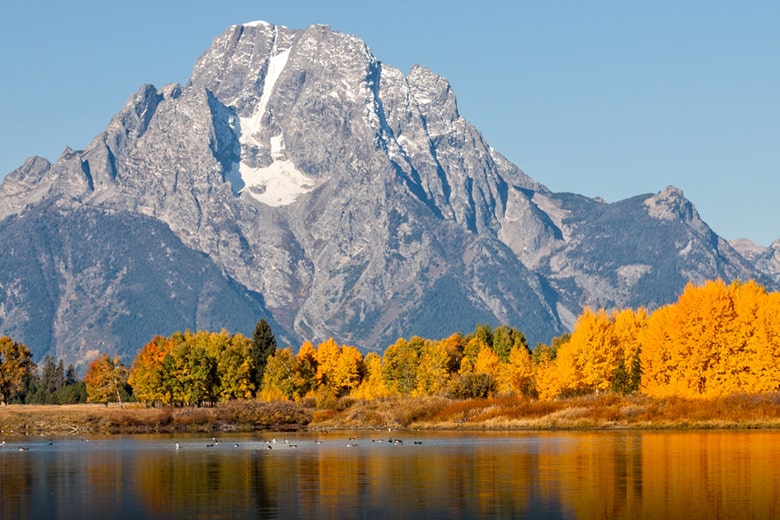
[0,401,312,435]
[3,393,780,435]
[314,392,780,431]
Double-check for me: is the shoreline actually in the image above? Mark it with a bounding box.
[2,393,780,436]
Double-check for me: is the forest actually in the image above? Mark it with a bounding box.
[1,278,779,408]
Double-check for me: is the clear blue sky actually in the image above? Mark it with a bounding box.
[1,1,778,245]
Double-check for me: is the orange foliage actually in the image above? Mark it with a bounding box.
[641,280,780,397]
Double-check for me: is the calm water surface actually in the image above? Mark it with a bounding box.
[1,430,779,519]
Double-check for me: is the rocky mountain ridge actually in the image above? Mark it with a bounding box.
[0,21,776,368]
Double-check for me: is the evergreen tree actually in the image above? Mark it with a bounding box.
[628,346,643,394]
[65,364,78,386]
[611,357,631,395]
[250,319,277,392]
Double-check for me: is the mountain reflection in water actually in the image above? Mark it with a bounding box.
[1,431,778,519]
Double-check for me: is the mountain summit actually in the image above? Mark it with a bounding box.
[0,22,775,367]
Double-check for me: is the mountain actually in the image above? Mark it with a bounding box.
[0,21,776,369]
[730,238,780,286]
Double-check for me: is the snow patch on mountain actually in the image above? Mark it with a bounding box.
[226,41,320,207]
[242,20,273,29]
[258,47,290,122]
[231,131,318,207]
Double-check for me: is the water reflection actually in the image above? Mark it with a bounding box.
[1,431,779,519]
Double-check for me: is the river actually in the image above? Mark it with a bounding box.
[1,430,778,519]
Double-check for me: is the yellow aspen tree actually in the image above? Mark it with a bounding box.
[474,347,501,379]
[641,280,752,398]
[414,338,451,396]
[332,345,365,397]
[438,333,466,374]
[214,333,255,400]
[724,280,763,393]
[315,338,342,391]
[534,348,562,400]
[383,337,422,394]
[723,280,780,394]
[354,352,392,399]
[754,291,780,391]
[551,308,619,396]
[640,304,682,398]
[676,280,737,396]
[260,348,296,401]
[610,308,647,394]
[294,341,318,399]
[576,308,620,392]
[498,345,535,396]
[458,355,474,376]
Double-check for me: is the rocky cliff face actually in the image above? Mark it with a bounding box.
[730,238,780,287]
[0,21,775,368]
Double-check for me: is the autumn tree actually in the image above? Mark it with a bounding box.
[533,346,562,401]
[163,338,217,406]
[552,307,647,396]
[533,334,569,364]
[84,354,130,406]
[492,325,529,362]
[474,347,501,379]
[383,337,424,395]
[129,335,174,405]
[354,352,391,399]
[462,335,489,370]
[293,341,319,399]
[414,338,453,396]
[209,331,256,400]
[0,337,35,405]
[315,338,342,392]
[532,334,570,399]
[260,348,298,401]
[640,279,780,397]
[498,345,535,396]
[332,345,365,397]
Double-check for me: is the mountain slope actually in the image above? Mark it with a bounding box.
[0,21,775,368]
[0,203,285,367]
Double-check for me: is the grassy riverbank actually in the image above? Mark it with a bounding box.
[3,393,780,436]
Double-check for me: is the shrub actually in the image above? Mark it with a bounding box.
[448,374,497,399]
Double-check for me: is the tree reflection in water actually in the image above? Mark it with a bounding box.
[0,431,778,519]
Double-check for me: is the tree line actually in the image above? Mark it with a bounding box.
[2,279,779,406]
[0,336,86,405]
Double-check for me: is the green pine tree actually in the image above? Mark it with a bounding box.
[251,319,277,393]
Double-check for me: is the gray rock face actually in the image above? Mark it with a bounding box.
[730,238,780,286]
[0,21,776,366]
